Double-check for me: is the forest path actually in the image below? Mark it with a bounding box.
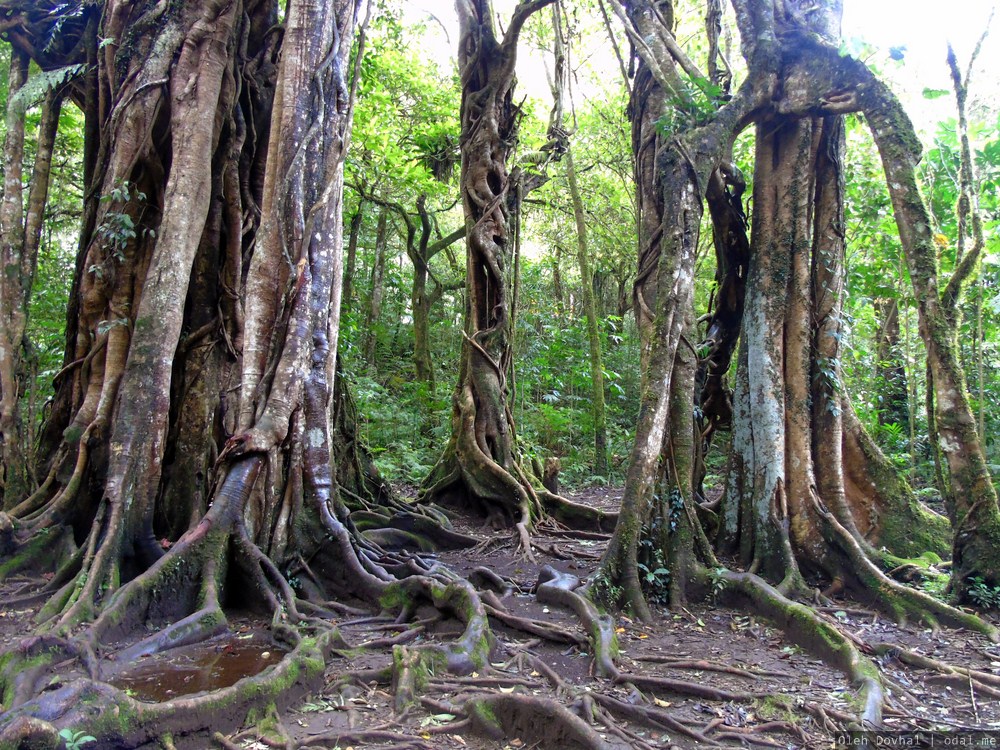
[0,485,997,749]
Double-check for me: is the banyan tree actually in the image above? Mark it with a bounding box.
[0,0,997,746]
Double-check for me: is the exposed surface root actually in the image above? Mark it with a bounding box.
[0,630,337,748]
[539,491,618,532]
[535,565,618,677]
[5,487,997,750]
[874,642,1000,698]
[635,656,783,678]
[464,691,616,750]
[815,497,999,639]
[720,570,885,727]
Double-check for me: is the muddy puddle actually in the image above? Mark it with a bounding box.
[109,632,285,702]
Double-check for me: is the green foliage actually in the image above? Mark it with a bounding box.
[708,567,728,601]
[920,573,948,601]
[9,63,86,114]
[655,75,726,136]
[349,8,459,200]
[589,567,624,608]
[637,516,670,607]
[349,372,447,483]
[58,729,96,750]
[967,576,1000,609]
[93,181,152,266]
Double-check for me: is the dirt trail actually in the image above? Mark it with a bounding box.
[1,486,998,749]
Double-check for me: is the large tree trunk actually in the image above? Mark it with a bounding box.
[598,0,738,616]
[599,0,989,635]
[0,54,62,502]
[597,0,750,617]
[419,0,554,530]
[856,70,1000,601]
[0,1,395,739]
[0,51,30,506]
[723,116,825,587]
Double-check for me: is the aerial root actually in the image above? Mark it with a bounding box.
[4,445,65,519]
[17,436,91,531]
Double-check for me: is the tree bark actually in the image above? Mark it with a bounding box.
[419,0,554,527]
[363,207,388,370]
[343,203,364,310]
[0,51,30,503]
[873,298,908,427]
[856,68,1000,599]
[0,0,385,638]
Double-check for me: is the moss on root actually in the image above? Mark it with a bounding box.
[0,632,334,748]
[720,570,883,727]
[0,527,62,581]
[877,497,950,561]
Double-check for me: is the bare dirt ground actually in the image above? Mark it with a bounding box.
[2,486,999,749]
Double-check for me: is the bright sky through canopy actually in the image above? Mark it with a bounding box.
[843,0,997,133]
[404,0,997,132]
[842,0,995,61]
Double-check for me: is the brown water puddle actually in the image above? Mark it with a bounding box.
[109,633,285,702]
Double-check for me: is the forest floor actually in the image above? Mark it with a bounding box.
[2,487,999,749]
